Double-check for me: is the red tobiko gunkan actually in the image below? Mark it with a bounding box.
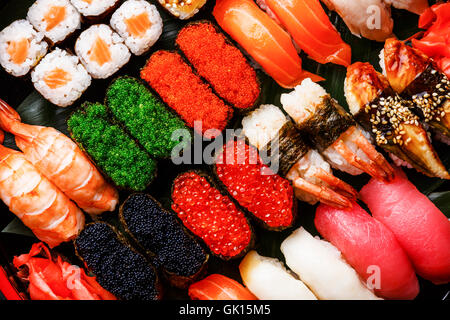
[171,171,253,259]
[215,139,295,229]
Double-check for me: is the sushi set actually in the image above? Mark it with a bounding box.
[0,0,449,301]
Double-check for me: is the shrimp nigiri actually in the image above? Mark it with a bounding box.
[213,0,323,88]
[345,62,449,179]
[242,104,357,208]
[0,140,84,248]
[281,78,394,182]
[0,99,118,214]
[260,0,351,66]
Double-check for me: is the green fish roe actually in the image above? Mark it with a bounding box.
[68,102,156,191]
[106,77,190,159]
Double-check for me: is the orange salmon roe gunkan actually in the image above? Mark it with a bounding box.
[171,171,252,259]
[215,139,295,230]
[141,50,233,139]
[176,22,260,110]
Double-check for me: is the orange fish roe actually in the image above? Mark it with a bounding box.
[176,22,260,109]
[140,50,233,139]
[171,171,252,258]
[43,68,72,89]
[125,12,152,38]
[215,139,295,229]
[89,37,111,66]
[7,38,29,64]
[44,6,66,31]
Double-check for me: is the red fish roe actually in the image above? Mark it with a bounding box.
[171,171,252,258]
[141,51,233,139]
[176,22,260,110]
[215,139,295,229]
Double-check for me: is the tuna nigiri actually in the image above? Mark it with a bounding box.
[213,0,322,88]
[360,168,450,285]
[315,202,419,299]
[260,0,351,66]
[188,274,257,300]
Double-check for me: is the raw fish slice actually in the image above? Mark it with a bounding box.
[43,68,72,89]
[44,6,66,31]
[7,38,29,65]
[360,168,450,284]
[281,227,380,300]
[125,12,151,38]
[213,0,322,88]
[263,0,351,66]
[89,37,111,66]
[239,251,317,300]
[315,202,419,300]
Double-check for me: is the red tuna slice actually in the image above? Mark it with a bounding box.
[360,168,450,285]
[315,202,419,300]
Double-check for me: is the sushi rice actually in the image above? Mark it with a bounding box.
[31,48,91,107]
[110,0,163,56]
[75,24,131,79]
[70,0,119,18]
[27,0,81,44]
[0,20,48,77]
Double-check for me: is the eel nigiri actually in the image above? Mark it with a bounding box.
[213,0,323,88]
[281,78,394,181]
[315,202,419,300]
[360,168,450,285]
[239,250,317,300]
[281,227,380,300]
[261,0,351,66]
[188,274,257,300]
[382,38,450,140]
[321,0,394,42]
[345,62,449,179]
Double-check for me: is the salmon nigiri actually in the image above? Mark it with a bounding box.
[360,168,450,285]
[261,0,351,66]
[0,140,84,248]
[213,0,323,88]
[188,274,257,300]
[0,99,118,214]
[315,202,419,300]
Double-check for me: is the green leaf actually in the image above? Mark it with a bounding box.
[1,217,34,238]
[429,192,450,218]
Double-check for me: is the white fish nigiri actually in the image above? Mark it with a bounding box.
[281,227,380,300]
[239,251,317,300]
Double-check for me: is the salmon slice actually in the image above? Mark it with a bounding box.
[7,38,29,64]
[125,12,151,38]
[89,37,111,66]
[44,68,71,89]
[44,6,66,32]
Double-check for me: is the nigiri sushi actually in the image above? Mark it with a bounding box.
[157,0,207,20]
[110,0,163,56]
[281,78,394,181]
[321,0,393,42]
[214,139,296,230]
[239,251,317,300]
[260,0,351,66]
[213,0,322,88]
[315,202,419,300]
[0,20,48,77]
[189,274,257,300]
[381,38,450,140]
[31,48,91,107]
[345,62,449,179]
[360,168,450,285]
[75,24,131,79]
[241,104,356,208]
[281,227,380,300]
[27,0,81,45]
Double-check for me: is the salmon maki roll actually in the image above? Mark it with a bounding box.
[176,21,260,110]
[110,0,163,56]
[70,0,120,20]
[31,48,91,107]
[360,168,450,285]
[27,0,81,45]
[141,50,233,139]
[0,20,48,77]
[75,24,131,79]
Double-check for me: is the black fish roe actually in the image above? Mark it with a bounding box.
[122,194,206,277]
[74,223,160,300]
